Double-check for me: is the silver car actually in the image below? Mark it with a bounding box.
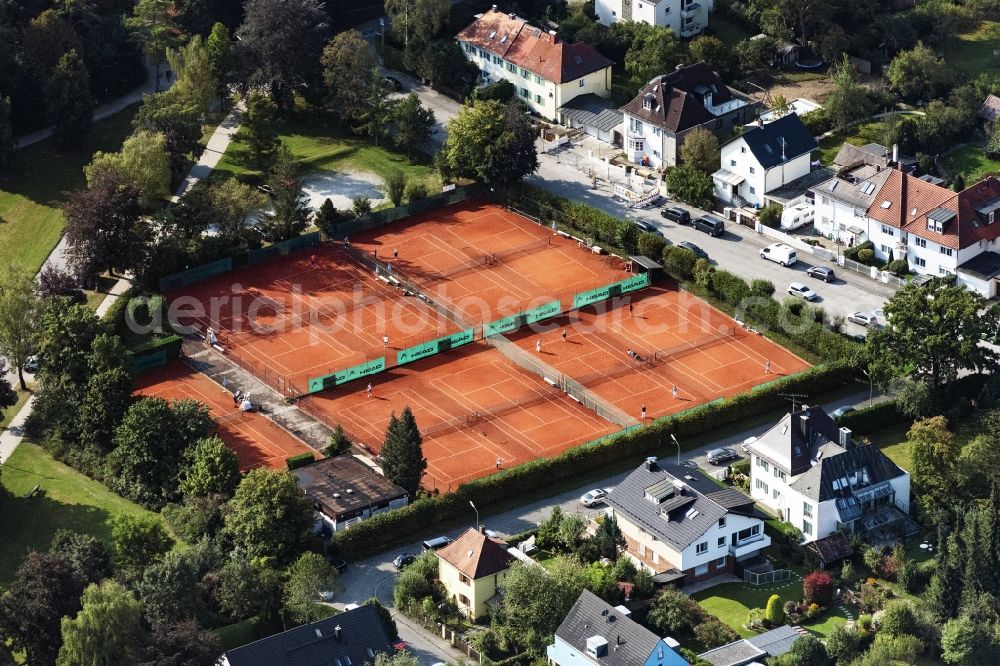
[788,282,818,301]
[848,312,878,327]
[580,489,609,506]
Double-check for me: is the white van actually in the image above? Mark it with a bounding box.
[760,243,798,267]
[780,202,815,230]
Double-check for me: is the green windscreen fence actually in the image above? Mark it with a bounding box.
[397,329,475,365]
[334,184,481,238]
[131,349,168,374]
[159,257,233,292]
[572,272,650,310]
[308,356,386,393]
[484,300,562,338]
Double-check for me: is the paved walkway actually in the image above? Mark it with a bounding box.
[0,395,35,463]
[171,101,245,202]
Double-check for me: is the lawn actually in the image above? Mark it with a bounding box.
[214,618,259,652]
[213,105,440,191]
[942,20,1000,75]
[816,121,891,166]
[0,442,166,589]
[692,579,848,639]
[942,143,1000,184]
[0,106,140,274]
[709,16,753,45]
[0,388,30,431]
[866,415,981,473]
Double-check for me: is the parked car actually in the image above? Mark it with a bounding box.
[325,555,348,573]
[806,266,835,282]
[633,220,664,237]
[421,536,452,551]
[24,355,40,373]
[678,241,708,259]
[832,406,856,419]
[661,207,691,224]
[383,76,403,91]
[392,553,416,569]
[740,436,758,453]
[788,282,818,301]
[693,214,725,237]
[580,489,609,506]
[848,312,878,327]
[708,447,739,465]
[760,243,798,267]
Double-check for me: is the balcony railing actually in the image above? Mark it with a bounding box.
[680,2,700,17]
[729,533,772,558]
[679,22,702,37]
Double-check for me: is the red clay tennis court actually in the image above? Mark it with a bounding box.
[168,242,459,394]
[134,362,314,471]
[506,285,811,421]
[351,200,631,323]
[298,342,619,491]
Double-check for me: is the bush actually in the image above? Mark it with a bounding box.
[857,613,873,632]
[844,240,875,262]
[757,203,782,228]
[857,248,875,265]
[286,452,316,470]
[710,270,751,306]
[803,570,835,606]
[836,400,908,435]
[765,594,784,626]
[662,246,698,281]
[637,231,667,260]
[750,279,775,298]
[886,259,909,276]
[404,181,430,203]
[693,619,739,648]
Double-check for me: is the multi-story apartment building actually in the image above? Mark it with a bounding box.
[595,0,712,38]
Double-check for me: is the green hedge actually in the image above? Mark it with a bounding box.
[331,363,856,559]
[836,400,908,435]
[286,452,316,470]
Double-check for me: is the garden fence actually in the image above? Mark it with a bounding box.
[744,569,793,585]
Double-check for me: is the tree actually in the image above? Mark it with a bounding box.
[757,203,783,229]
[909,416,962,524]
[356,69,396,146]
[57,580,144,666]
[223,468,314,563]
[637,231,667,260]
[127,0,176,86]
[770,635,831,666]
[236,0,329,110]
[385,0,417,45]
[825,55,872,132]
[237,92,280,170]
[321,30,375,120]
[647,586,702,634]
[765,593,784,625]
[0,552,85,666]
[206,22,234,108]
[218,550,282,620]
[494,558,587,655]
[442,100,539,190]
[179,436,241,499]
[167,35,217,113]
[85,130,172,210]
[392,94,435,158]
[23,10,83,82]
[803,570,835,606]
[694,619,740,649]
[735,36,777,73]
[624,24,686,85]
[109,514,174,580]
[380,407,427,495]
[37,266,85,304]
[352,196,373,217]
[263,144,310,242]
[887,42,954,102]
[941,615,999,664]
[138,620,220,666]
[135,550,201,627]
[46,49,93,149]
[689,36,737,79]
[382,169,407,207]
[325,423,351,456]
[133,91,203,177]
[63,169,145,287]
[374,652,420,666]
[49,530,114,587]
[868,281,998,390]
[0,96,14,175]
[666,165,714,208]
[679,127,720,174]
[0,362,16,418]
[109,397,215,508]
[593,515,626,561]
[208,177,269,246]
[283,552,341,623]
[0,267,42,390]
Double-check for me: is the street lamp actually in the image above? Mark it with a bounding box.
[862,369,873,408]
[470,500,479,531]
[670,434,680,466]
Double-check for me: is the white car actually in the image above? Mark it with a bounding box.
[788,282,817,301]
[580,489,609,506]
[848,312,878,327]
[761,243,798,267]
[740,436,758,453]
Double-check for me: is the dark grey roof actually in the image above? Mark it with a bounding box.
[789,443,908,503]
[555,590,687,666]
[958,250,1000,279]
[294,455,408,521]
[222,604,391,666]
[764,166,835,206]
[739,113,817,170]
[811,164,893,210]
[606,461,753,551]
[559,93,624,133]
[746,625,809,656]
[750,405,846,476]
[699,626,808,666]
[804,532,855,566]
[833,142,890,169]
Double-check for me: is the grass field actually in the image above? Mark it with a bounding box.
[942,143,1000,183]
[942,20,1000,75]
[692,580,848,639]
[0,106,140,274]
[709,16,753,45]
[0,442,165,589]
[816,121,891,165]
[0,388,30,431]
[866,414,981,474]
[214,105,439,191]
[214,618,259,652]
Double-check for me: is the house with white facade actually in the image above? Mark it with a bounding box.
[595,0,711,38]
[748,406,915,544]
[456,7,613,122]
[813,155,1000,296]
[621,63,756,169]
[713,113,817,208]
[548,590,688,666]
[605,457,770,586]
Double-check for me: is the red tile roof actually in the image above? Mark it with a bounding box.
[436,528,514,580]
[456,9,613,84]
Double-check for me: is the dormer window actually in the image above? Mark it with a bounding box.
[643,94,653,110]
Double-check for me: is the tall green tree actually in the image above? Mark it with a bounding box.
[380,407,426,495]
[941,615,999,665]
[0,96,14,175]
[624,24,686,85]
[209,177,269,246]
[127,0,176,88]
[167,34,217,113]
[887,42,954,102]
[442,99,538,190]
[134,550,205,628]
[179,435,241,499]
[824,55,872,132]
[282,552,341,623]
[593,514,626,562]
[49,530,114,588]
[76,367,133,454]
[23,10,83,81]
[264,144,310,242]
[133,90,202,177]
[909,416,962,525]
[494,558,587,656]
[236,92,280,170]
[56,581,145,666]
[679,127,720,174]
[321,30,375,120]
[206,22,234,108]
[666,165,714,208]
[928,522,964,620]
[867,281,998,390]
[218,550,282,620]
[392,94,435,158]
[223,468,314,563]
[46,49,93,149]
[0,267,42,390]
[110,514,174,581]
[85,130,172,211]
[356,69,395,146]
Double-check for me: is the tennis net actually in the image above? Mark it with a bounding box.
[427,236,552,282]
[419,388,556,439]
[652,326,740,363]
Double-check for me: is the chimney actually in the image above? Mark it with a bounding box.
[892,143,899,164]
[839,427,852,448]
[479,524,486,534]
[617,634,622,646]
[334,625,342,641]
[491,3,497,9]
[675,63,684,71]
[548,29,557,44]
[644,456,658,471]
[799,413,810,439]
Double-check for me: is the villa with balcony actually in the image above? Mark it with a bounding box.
[747,405,915,545]
[595,0,712,37]
[604,457,770,586]
[620,62,757,169]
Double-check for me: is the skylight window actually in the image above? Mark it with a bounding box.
[488,30,497,39]
[684,507,699,520]
[881,201,892,209]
